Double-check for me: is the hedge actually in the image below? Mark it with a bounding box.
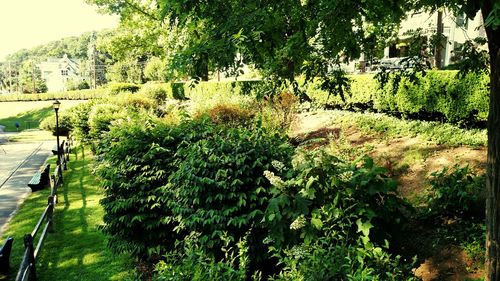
[305,71,489,125]
[164,73,489,125]
[0,88,108,102]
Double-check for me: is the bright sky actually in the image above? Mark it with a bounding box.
[0,0,118,61]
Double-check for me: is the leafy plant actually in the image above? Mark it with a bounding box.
[426,165,485,217]
[96,116,294,265]
[206,103,255,126]
[262,151,415,280]
[166,118,294,266]
[39,110,73,136]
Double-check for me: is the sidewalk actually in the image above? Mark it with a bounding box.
[0,140,53,236]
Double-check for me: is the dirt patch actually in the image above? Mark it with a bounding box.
[290,127,340,146]
[414,246,484,281]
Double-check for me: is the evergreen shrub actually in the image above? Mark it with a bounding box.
[108,82,141,95]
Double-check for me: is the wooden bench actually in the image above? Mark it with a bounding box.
[27,164,51,191]
[0,237,13,273]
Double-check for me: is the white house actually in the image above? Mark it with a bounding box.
[383,9,486,67]
[38,54,81,92]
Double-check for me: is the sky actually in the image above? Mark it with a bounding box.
[0,0,119,60]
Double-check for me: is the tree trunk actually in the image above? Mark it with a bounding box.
[484,2,500,280]
[434,10,444,69]
[195,52,209,81]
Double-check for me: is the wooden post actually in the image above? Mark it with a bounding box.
[47,196,54,233]
[0,237,14,273]
[23,235,36,281]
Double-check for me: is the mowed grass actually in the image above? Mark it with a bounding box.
[0,100,86,132]
[0,146,132,281]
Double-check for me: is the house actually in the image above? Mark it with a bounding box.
[382,9,486,68]
[38,54,82,92]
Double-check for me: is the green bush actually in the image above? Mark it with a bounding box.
[96,116,293,261]
[374,71,489,124]
[39,111,73,136]
[138,83,171,105]
[67,101,96,142]
[305,71,489,125]
[106,93,157,112]
[262,151,414,279]
[153,233,255,281]
[108,82,141,95]
[167,119,293,255]
[426,165,485,217]
[88,103,127,143]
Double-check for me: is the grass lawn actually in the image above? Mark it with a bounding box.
[0,146,133,281]
[7,130,56,143]
[0,100,87,132]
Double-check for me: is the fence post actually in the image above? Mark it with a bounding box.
[23,235,36,281]
[47,196,54,233]
[59,141,67,171]
[57,165,63,184]
[0,237,13,273]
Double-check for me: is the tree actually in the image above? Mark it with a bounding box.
[18,60,47,93]
[144,56,168,82]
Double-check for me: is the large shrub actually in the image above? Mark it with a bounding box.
[426,165,485,218]
[39,111,73,136]
[96,116,294,261]
[167,120,293,253]
[150,150,415,280]
[88,103,128,144]
[138,83,171,105]
[262,151,414,279]
[67,100,96,142]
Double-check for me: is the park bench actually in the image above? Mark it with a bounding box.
[27,164,51,191]
[0,237,13,273]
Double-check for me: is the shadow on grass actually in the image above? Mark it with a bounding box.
[0,107,53,132]
[0,146,132,281]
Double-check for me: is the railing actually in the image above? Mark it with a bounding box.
[14,137,72,281]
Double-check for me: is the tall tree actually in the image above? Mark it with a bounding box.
[18,60,47,93]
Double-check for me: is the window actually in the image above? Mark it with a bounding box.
[61,70,68,76]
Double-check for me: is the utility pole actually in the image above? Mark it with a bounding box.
[7,61,11,93]
[434,10,444,69]
[32,62,36,93]
[93,51,97,89]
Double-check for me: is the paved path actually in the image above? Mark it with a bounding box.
[0,136,53,236]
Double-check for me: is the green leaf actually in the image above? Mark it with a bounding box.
[356,218,373,237]
[311,217,323,230]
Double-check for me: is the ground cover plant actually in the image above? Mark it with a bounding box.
[322,110,487,147]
